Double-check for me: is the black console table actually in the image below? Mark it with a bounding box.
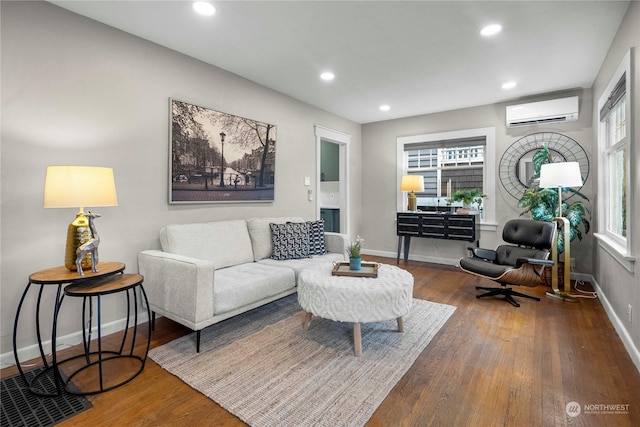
[396,212,480,263]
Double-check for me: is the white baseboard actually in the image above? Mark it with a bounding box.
[1,311,149,370]
[589,276,640,374]
[362,249,460,266]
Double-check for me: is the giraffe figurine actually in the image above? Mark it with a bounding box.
[75,211,101,276]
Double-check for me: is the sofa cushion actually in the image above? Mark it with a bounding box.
[247,217,304,260]
[270,222,310,260]
[306,219,327,255]
[160,220,254,269]
[213,263,295,315]
[258,252,344,278]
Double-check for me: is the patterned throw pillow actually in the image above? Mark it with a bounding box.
[270,222,310,260]
[306,219,327,255]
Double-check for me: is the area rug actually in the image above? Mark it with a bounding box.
[150,295,455,427]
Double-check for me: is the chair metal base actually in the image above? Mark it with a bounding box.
[475,285,541,308]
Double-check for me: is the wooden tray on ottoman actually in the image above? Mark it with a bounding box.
[331,262,379,278]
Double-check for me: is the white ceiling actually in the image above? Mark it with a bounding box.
[49,1,630,124]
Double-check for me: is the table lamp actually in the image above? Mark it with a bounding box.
[401,175,424,212]
[539,161,583,302]
[43,166,118,273]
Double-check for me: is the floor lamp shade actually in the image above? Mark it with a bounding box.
[44,166,118,272]
[538,161,582,302]
[539,162,583,189]
[401,175,424,212]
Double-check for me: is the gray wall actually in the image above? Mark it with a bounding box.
[0,1,361,360]
[361,91,594,269]
[591,1,640,366]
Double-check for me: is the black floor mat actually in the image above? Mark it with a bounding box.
[1,367,92,427]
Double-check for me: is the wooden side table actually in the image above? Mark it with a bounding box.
[61,273,150,395]
[12,262,125,396]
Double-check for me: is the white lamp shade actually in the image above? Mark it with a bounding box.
[400,175,425,192]
[539,162,583,189]
[44,166,118,208]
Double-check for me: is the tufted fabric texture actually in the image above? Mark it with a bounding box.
[270,222,311,260]
[306,219,327,255]
[458,219,556,290]
[458,256,545,286]
[495,245,549,266]
[502,219,556,249]
[298,263,414,323]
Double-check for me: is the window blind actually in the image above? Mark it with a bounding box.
[600,73,626,120]
[404,136,486,151]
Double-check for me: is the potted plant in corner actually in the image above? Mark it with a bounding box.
[347,236,364,271]
[517,144,591,284]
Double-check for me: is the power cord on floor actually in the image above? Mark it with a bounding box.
[570,279,598,299]
[568,263,598,299]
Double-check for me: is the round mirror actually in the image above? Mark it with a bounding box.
[499,132,589,199]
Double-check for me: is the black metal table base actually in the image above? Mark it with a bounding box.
[11,265,149,397]
[12,282,65,397]
[61,281,151,395]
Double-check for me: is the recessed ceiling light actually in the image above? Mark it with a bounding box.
[481,24,502,37]
[379,105,390,112]
[502,81,517,90]
[193,2,216,16]
[320,72,335,81]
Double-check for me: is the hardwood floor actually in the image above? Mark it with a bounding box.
[4,257,639,426]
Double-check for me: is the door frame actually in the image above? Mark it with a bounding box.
[315,125,350,236]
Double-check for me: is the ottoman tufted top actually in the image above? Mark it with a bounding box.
[298,262,414,323]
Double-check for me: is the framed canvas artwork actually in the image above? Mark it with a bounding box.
[169,98,276,203]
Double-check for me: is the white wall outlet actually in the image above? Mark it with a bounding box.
[307,189,313,201]
[570,258,576,270]
[628,305,632,323]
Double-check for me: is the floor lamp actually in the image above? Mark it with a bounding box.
[539,162,583,302]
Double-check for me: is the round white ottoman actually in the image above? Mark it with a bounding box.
[297,262,414,356]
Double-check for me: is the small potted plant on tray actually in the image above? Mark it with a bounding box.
[347,236,364,271]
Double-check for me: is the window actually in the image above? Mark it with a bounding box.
[397,127,496,227]
[405,141,485,206]
[595,49,634,272]
[603,93,627,237]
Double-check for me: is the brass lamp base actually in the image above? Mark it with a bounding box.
[407,191,417,211]
[547,216,578,303]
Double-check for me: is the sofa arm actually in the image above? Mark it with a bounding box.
[137,250,216,330]
[324,232,348,259]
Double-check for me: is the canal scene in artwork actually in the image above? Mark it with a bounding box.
[170,99,276,203]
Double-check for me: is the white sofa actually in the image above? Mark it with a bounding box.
[138,217,347,351]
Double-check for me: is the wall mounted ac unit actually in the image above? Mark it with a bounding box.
[506,96,579,127]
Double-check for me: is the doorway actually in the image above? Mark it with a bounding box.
[315,126,350,235]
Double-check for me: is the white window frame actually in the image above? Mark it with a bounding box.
[595,49,635,273]
[397,127,497,230]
